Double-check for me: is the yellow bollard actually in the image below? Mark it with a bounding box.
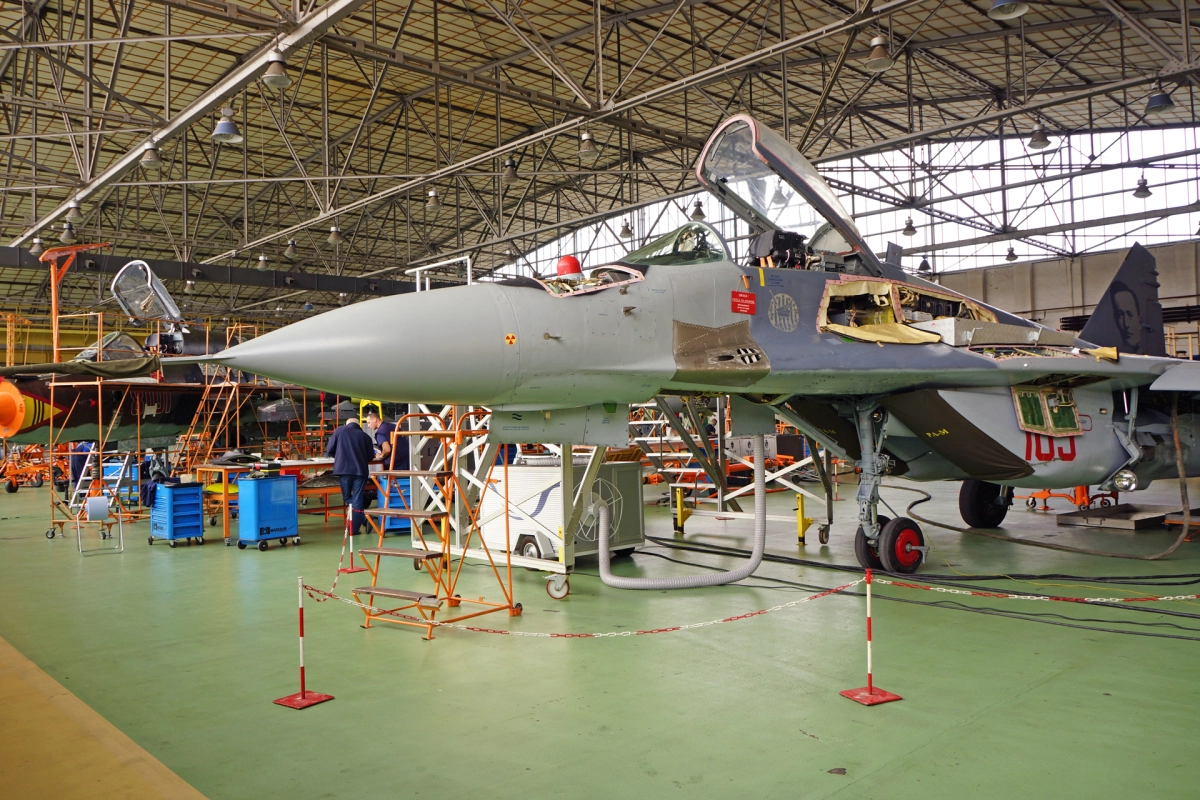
[673,486,692,535]
[796,494,813,544]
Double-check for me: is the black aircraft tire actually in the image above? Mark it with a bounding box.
[853,515,889,571]
[959,479,1010,528]
[879,517,925,574]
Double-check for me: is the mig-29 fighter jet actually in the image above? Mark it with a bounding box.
[172,114,1200,574]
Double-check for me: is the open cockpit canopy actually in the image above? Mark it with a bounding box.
[696,115,879,272]
[619,222,729,267]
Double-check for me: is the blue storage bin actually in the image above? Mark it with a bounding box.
[149,483,204,545]
[236,475,299,550]
[383,477,411,532]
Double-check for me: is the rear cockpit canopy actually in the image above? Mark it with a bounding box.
[619,222,729,267]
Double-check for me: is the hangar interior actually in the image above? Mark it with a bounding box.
[3,0,1200,797]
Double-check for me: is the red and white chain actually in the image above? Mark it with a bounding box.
[876,578,1199,605]
[303,579,864,638]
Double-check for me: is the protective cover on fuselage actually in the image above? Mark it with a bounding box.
[695,113,882,274]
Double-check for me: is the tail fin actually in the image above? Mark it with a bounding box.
[1078,243,1165,357]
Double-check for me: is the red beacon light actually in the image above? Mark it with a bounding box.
[555,255,582,278]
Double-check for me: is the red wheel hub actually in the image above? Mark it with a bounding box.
[893,528,922,567]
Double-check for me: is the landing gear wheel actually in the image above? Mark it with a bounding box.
[546,575,570,600]
[818,524,830,545]
[853,515,889,571]
[31,475,43,488]
[879,517,925,574]
[4,480,16,493]
[258,541,268,552]
[959,479,1011,528]
[237,541,246,550]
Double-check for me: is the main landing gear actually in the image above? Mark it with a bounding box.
[850,401,927,574]
[958,479,1014,528]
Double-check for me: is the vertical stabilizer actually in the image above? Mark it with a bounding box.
[1078,243,1165,356]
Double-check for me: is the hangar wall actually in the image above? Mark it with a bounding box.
[937,241,1200,351]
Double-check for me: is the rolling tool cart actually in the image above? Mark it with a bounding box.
[236,474,300,551]
[149,483,205,547]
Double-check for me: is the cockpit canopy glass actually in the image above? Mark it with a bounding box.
[75,331,144,362]
[699,120,861,242]
[620,222,729,267]
[110,259,184,323]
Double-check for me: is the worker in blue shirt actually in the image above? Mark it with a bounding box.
[325,418,374,536]
[365,409,410,471]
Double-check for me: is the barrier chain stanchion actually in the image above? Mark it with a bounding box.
[274,576,334,709]
[840,569,902,706]
[337,502,367,575]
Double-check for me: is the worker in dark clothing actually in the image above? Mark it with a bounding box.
[67,441,93,500]
[365,409,410,471]
[325,418,374,535]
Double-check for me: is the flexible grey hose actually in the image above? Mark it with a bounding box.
[598,433,766,589]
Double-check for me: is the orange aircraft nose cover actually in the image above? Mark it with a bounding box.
[0,381,25,438]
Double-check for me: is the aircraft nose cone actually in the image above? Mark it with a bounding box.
[213,285,511,404]
[0,381,25,438]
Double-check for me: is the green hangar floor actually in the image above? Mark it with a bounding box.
[1,478,1199,799]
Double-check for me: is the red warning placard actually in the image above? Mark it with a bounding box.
[731,291,757,315]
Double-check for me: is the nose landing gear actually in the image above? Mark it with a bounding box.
[850,401,926,573]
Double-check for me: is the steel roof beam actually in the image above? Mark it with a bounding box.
[8,0,372,248]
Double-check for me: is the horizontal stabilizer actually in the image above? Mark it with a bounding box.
[1079,243,1166,356]
[1150,364,1200,392]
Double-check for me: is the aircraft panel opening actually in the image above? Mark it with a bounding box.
[537,263,644,298]
[816,278,996,345]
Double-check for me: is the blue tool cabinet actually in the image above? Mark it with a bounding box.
[236,475,299,551]
[383,477,411,532]
[149,483,204,547]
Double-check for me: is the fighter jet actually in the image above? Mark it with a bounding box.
[168,114,1200,573]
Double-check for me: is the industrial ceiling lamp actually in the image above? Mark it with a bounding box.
[425,186,442,211]
[28,237,44,257]
[140,143,162,171]
[864,37,894,72]
[918,257,931,273]
[501,157,521,186]
[184,280,195,294]
[1132,176,1152,198]
[337,292,348,306]
[59,222,76,244]
[284,238,298,259]
[1028,123,1051,149]
[619,219,633,239]
[1005,246,1018,262]
[303,301,314,312]
[503,245,517,264]
[257,253,270,270]
[579,130,599,160]
[211,106,243,145]
[1145,85,1176,116]
[65,200,84,224]
[690,201,706,221]
[771,182,789,206]
[328,225,345,245]
[987,0,1028,20]
[261,51,292,90]
[902,217,917,236]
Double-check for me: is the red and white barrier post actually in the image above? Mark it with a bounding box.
[840,569,902,706]
[338,503,367,575]
[274,576,334,709]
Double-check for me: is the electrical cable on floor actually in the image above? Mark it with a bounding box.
[643,535,1200,586]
